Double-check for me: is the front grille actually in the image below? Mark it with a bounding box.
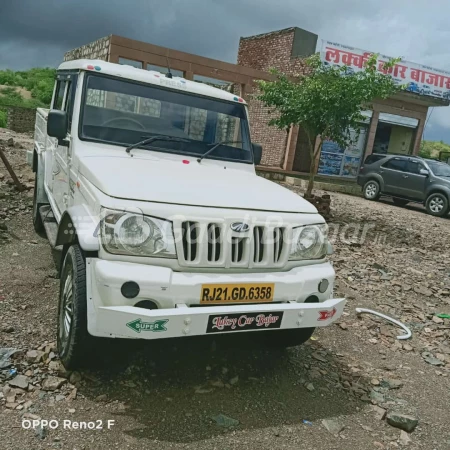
[179,221,288,268]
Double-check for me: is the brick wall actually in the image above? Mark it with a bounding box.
[238,28,311,167]
[64,36,111,62]
[6,106,36,133]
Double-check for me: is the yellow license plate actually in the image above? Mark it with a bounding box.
[200,283,275,304]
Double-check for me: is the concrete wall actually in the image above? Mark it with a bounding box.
[6,106,36,133]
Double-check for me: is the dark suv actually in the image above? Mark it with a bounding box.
[357,154,450,217]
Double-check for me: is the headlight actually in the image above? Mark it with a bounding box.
[100,208,176,258]
[289,224,327,260]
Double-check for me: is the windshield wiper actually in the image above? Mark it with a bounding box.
[197,140,243,163]
[125,135,190,154]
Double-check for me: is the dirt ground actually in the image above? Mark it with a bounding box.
[1,129,450,450]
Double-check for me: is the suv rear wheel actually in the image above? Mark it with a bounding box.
[363,180,380,200]
[425,193,449,217]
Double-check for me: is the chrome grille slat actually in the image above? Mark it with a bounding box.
[179,221,288,268]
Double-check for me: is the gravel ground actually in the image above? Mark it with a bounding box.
[1,129,450,449]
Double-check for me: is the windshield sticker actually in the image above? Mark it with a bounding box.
[160,78,187,90]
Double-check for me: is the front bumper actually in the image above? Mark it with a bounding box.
[86,258,345,339]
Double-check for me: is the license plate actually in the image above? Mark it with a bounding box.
[200,283,274,304]
[206,311,284,333]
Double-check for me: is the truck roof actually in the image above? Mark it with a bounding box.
[58,59,246,104]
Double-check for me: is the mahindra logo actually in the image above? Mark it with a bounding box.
[230,222,250,233]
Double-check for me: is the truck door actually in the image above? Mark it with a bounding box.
[51,74,77,217]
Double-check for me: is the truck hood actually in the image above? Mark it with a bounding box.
[78,155,317,213]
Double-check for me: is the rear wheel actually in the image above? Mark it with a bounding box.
[393,198,409,207]
[425,193,449,217]
[363,180,380,200]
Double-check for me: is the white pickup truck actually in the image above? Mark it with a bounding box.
[29,59,345,369]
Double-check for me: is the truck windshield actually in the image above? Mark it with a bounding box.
[80,74,253,163]
[428,161,450,177]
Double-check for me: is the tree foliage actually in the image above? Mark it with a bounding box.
[419,140,450,159]
[0,67,55,110]
[257,54,401,195]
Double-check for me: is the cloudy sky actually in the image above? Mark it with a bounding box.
[1,0,449,142]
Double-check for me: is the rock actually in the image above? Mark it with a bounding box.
[1,325,14,333]
[229,376,239,385]
[95,394,108,402]
[413,286,432,297]
[68,408,75,413]
[322,418,344,435]
[371,378,380,386]
[421,352,444,366]
[9,375,29,390]
[210,380,225,388]
[399,430,412,445]
[66,388,77,401]
[42,376,67,391]
[432,316,444,324]
[305,383,315,392]
[26,350,45,363]
[370,390,385,404]
[372,405,387,420]
[69,371,82,384]
[55,394,65,401]
[386,412,418,433]
[7,137,14,147]
[211,414,239,427]
[35,424,47,440]
[402,344,413,352]
[381,379,404,390]
[338,322,348,330]
[312,352,327,362]
[195,386,213,394]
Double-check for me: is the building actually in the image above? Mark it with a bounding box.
[64,28,450,181]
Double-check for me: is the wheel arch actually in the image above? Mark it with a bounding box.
[425,186,450,202]
[365,174,384,191]
[55,205,100,254]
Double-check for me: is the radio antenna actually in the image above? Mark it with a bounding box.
[165,56,173,79]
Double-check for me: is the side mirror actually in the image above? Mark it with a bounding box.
[252,143,263,166]
[419,168,429,176]
[47,110,68,140]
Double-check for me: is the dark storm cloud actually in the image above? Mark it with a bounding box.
[1,0,450,141]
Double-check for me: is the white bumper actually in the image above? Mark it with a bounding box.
[86,258,346,339]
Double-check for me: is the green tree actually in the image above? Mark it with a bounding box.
[257,54,401,196]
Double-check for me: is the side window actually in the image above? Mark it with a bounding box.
[53,80,67,110]
[406,160,423,174]
[382,158,407,172]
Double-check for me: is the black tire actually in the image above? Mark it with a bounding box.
[363,180,380,201]
[32,174,45,233]
[425,193,449,217]
[393,198,409,207]
[265,327,316,348]
[58,244,98,369]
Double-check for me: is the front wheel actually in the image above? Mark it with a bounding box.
[363,180,380,200]
[58,244,97,369]
[425,193,449,217]
[265,327,316,348]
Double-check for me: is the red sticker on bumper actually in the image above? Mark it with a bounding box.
[318,308,337,321]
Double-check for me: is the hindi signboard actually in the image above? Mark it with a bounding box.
[320,40,450,100]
